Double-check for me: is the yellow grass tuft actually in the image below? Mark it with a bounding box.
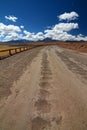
[0,45,19,57]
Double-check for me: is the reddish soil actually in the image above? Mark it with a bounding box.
[29,42,87,53]
[56,42,87,53]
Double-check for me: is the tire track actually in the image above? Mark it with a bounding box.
[56,50,87,80]
[31,52,53,130]
[37,52,52,113]
[31,51,62,130]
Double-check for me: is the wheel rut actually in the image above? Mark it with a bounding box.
[31,50,62,130]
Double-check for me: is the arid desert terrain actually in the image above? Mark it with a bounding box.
[0,43,87,130]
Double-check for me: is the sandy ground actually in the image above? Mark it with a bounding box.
[55,42,87,53]
[0,45,87,130]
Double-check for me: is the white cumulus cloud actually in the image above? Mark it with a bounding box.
[3,33,23,42]
[53,23,79,32]
[0,23,21,35]
[5,15,18,22]
[44,22,78,41]
[58,11,79,21]
[23,30,44,41]
[75,35,87,41]
[0,23,22,41]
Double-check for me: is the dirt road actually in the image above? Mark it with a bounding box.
[0,45,87,130]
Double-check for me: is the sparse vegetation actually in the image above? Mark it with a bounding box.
[0,45,18,57]
[0,45,30,57]
[0,42,87,58]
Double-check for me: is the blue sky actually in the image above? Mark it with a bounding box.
[0,0,87,41]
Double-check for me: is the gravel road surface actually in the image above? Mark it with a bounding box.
[0,45,87,130]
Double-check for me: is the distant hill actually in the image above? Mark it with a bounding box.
[1,40,31,46]
[1,38,56,45]
[0,38,87,46]
[41,37,57,42]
